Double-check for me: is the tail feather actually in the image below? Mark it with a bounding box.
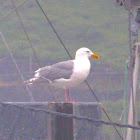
[24,77,52,85]
[24,78,37,85]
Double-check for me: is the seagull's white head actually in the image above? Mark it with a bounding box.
[75,47,99,59]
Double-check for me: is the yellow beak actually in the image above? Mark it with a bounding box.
[91,53,99,59]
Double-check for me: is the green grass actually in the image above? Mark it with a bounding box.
[0,0,131,71]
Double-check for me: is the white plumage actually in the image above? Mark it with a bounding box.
[25,47,99,102]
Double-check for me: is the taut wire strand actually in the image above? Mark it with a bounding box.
[0,32,34,102]
[1,102,140,130]
[0,0,30,23]
[35,1,123,139]
[10,0,56,101]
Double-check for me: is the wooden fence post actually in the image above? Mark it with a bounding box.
[0,102,102,140]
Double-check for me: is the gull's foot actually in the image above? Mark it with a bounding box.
[68,100,76,103]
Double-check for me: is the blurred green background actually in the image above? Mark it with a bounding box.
[0,0,139,139]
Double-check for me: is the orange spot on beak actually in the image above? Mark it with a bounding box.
[91,53,99,59]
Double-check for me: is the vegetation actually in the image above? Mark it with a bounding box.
[0,0,129,70]
[0,0,139,140]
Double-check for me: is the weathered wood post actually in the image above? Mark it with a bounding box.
[0,102,102,140]
[48,102,102,140]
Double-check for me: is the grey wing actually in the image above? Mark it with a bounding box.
[36,60,74,82]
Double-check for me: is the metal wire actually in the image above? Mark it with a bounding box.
[11,0,41,67]
[35,1,123,139]
[1,102,140,130]
[0,1,127,138]
[0,32,34,102]
[0,0,30,23]
[10,0,56,102]
[35,0,72,60]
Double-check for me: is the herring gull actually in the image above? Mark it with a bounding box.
[25,47,99,102]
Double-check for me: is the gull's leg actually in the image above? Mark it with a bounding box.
[63,89,68,102]
[67,89,75,102]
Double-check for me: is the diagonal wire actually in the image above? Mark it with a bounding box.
[35,0,123,139]
[11,0,40,67]
[0,0,30,23]
[35,0,72,59]
[0,0,123,138]
[10,0,56,102]
[1,102,140,130]
[0,32,34,102]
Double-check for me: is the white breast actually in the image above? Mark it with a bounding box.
[70,58,91,82]
[51,58,91,89]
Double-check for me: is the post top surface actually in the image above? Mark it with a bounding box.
[4,102,102,106]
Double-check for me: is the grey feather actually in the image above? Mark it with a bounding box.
[36,60,74,82]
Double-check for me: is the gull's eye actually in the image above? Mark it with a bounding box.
[87,51,90,53]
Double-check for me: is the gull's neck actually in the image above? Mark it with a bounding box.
[75,55,89,60]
